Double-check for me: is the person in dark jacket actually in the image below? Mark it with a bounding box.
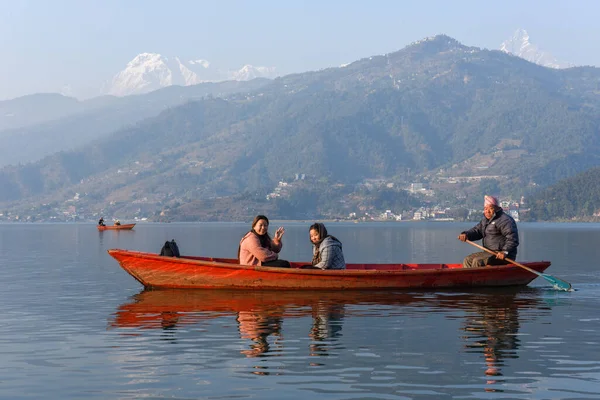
[98,217,105,226]
[308,223,346,270]
[458,195,519,268]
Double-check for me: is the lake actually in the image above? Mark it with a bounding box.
[1,222,599,399]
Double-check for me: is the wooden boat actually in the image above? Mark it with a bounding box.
[108,249,551,290]
[97,223,136,231]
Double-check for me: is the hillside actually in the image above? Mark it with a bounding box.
[524,166,600,221]
[0,79,271,167]
[2,35,600,221]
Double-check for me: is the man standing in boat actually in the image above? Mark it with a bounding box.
[98,217,105,226]
[457,195,519,268]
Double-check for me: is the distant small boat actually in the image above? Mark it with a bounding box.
[97,223,136,231]
[108,249,551,290]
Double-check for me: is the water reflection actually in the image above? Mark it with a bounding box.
[458,290,533,392]
[308,301,345,359]
[111,288,546,383]
[112,290,376,330]
[237,308,283,358]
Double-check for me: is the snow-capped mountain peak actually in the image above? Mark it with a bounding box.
[107,53,181,96]
[500,29,532,55]
[500,29,572,69]
[232,65,277,81]
[189,59,210,68]
[106,54,278,97]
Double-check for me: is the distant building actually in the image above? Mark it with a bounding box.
[508,209,520,222]
[380,209,400,220]
[410,183,424,192]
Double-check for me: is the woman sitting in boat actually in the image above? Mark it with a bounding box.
[98,217,105,226]
[114,219,121,226]
[238,215,290,268]
[308,222,346,270]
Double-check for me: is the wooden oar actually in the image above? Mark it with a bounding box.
[466,240,572,292]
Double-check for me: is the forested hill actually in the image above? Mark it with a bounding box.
[525,166,600,221]
[2,35,600,220]
[0,79,272,167]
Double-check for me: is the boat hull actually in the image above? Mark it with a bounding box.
[98,223,136,231]
[108,249,551,290]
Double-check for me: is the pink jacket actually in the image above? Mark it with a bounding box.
[239,231,282,266]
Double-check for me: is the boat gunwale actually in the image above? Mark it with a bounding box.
[107,249,551,276]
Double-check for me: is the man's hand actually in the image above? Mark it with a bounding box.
[458,233,467,242]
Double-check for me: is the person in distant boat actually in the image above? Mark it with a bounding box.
[307,223,346,270]
[98,217,105,226]
[458,195,519,268]
[114,219,121,226]
[238,215,290,268]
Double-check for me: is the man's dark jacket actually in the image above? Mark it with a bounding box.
[462,210,519,259]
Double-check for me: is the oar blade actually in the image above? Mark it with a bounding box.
[542,274,573,292]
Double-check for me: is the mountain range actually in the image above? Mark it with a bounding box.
[2,34,600,221]
[103,29,574,98]
[104,53,278,96]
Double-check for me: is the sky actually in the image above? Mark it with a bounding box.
[1,0,599,101]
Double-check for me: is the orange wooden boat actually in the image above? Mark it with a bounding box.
[97,223,136,231]
[108,249,551,290]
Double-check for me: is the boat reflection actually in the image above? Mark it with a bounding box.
[459,292,526,392]
[110,288,546,381]
[237,308,284,358]
[308,300,345,363]
[110,289,423,331]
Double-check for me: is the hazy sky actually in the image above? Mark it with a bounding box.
[1,0,599,101]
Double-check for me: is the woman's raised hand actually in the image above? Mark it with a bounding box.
[274,226,285,241]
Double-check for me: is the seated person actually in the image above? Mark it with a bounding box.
[114,219,121,226]
[458,195,519,268]
[307,222,346,270]
[238,215,290,268]
[98,217,105,226]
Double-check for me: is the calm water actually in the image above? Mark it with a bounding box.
[1,222,599,399]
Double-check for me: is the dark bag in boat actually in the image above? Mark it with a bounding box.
[160,239,180,257]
